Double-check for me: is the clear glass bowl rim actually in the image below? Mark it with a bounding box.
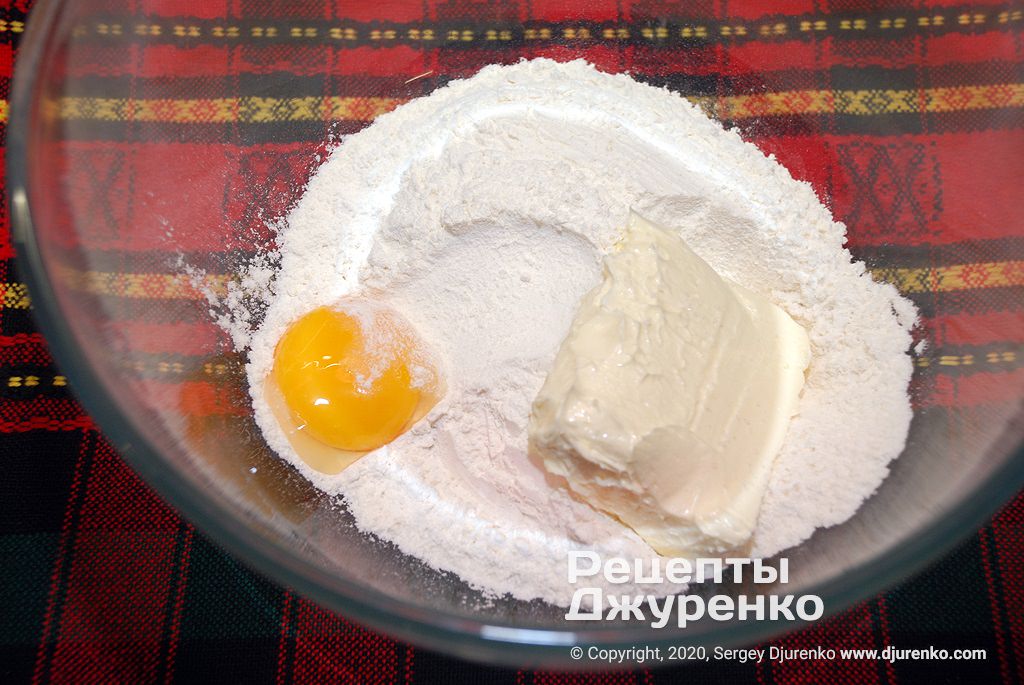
[8,0,1024,667]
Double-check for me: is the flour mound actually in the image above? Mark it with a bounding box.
[232,59,915,606]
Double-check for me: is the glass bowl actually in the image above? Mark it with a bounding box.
[10,0,1024,668]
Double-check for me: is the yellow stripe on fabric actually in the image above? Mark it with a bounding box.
[0,19,25,34]
[692,83,1024,118]
[52,84,1024,123]
[2,283,31,309]
[53,96,404,123]
[870,260,1024,293]
[1,260,1020,310]
[7,375,67,388]
[52,266,231,300]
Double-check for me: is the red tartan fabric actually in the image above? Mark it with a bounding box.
[2,0,1024,683]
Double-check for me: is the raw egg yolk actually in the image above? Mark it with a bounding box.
[272,305,441,454]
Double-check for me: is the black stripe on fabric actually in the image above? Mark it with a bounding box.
[59,119,358,146]
[831,112,929,136]
[628,71,725,97]
[0,532,61,668]
[0,362,69,396]
[172,637,284,684]
[52,111,1024,145]
[42,236,1024,278]
[50,60,1018,107]
[0,645,38,685]
[52,10,1024,50]
[908,286,1024,319]
[733,114,865,139]
[60,73,407,100]
[980,525,1016,684]
[61,71,721,101]
[3,261,34,336]
[174,533,287,642]
[852,237,1024,270]
[0,432,83,536]
[172,533,288,682]
[0,6,26,49]
[0,381,70,401]
[884,535,1003,684]
[920,60,1024,89]
[915,345,1024,378]
[919,107,1024,136]
[412,647,518,684]
[31,429,96,685]
[154,523,190,685]
[828,64,922,92]
[1,308,45,337]
[658,656,758,682]
[54,61,1024,103]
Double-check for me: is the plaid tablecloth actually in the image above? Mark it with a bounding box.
[3,0,1024,682]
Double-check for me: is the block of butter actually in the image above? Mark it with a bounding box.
[529,212,811,557]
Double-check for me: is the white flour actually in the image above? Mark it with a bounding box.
[225,59,916,606]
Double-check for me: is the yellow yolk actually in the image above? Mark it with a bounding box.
[267,304,443,473]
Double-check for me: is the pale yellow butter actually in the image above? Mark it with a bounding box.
[529,212,811,557]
